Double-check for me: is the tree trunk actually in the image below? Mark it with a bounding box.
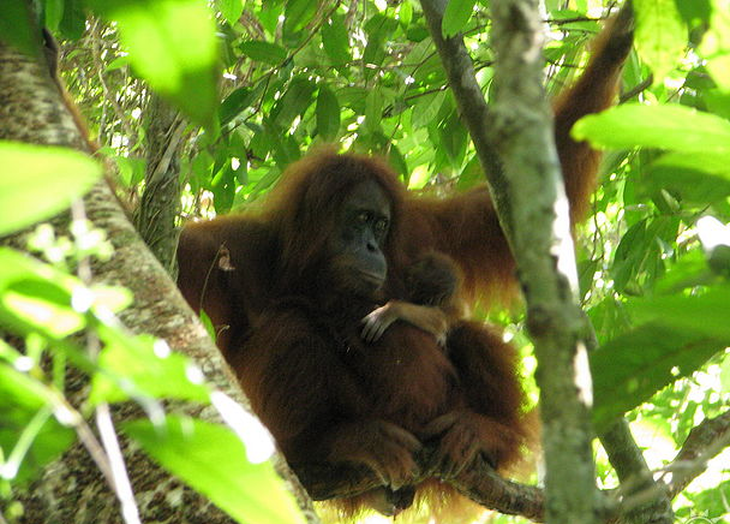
[0,27,313,524]
[134,93,185,276]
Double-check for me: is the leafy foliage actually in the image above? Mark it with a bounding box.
[1,0,730,522]
[124,416,303,524]
[0,143,101,236]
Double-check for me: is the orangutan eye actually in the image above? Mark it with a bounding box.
[374,218,389,235]
[357,211,372,224]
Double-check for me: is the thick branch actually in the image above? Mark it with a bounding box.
[601,410,730,523]
[297,406,730,524]
[298,449,546,521]
[667,409,730,498]
[419,0,603,523]
[600,420,673,524]
[134,93,185,275]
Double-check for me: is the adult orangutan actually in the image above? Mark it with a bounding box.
[176,10,633,519]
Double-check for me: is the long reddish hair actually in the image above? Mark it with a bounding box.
[260,149,407,296]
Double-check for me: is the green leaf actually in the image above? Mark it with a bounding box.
[0,0,38,56]
[721,353,730,393]
[256,3,284,35]
[90,332,210,405]
[629,285,730,338]
[199,310,217,342]
[653,151,730,179]
[105,56,131,72]
[88,0,219,128]
[699,0,730,91]
[364,89,384,133]
[0,249,129,340]
[411,91,446,129]
[388,145,409,181]
[44,0,64,32]
[124,417,305,524]
[399,1,413,26]
[321,15,351,65]
[283,0,316,43]
[0,142,102,235]
[592,321,725,430]
[639,152,730,204]
[633,0,686,82]
[211,163,236,213]
[217,0,243,25]
[442,0,476,38]
[3,278,84,337]
[240,40,288,65]
[439,113,468,166]
[573,104,730,153]
[0,249,84,339]
[271,77,316,129]
[362,15,397,78]
[59,0,86,40]
[0,364,76,483]
[114,155,146,187]
[220,87,255,125]
[316,86,340,141]
[674,0,711,26]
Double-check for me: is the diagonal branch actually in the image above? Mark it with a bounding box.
[666,409,730,498]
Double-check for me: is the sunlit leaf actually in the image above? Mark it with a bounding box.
[0,249,85,338]
[90,332,210,405]
[442,0,476,38]
[217,0,244,25]
[573,104,730,153]
[0,364,75,483]
[88,0,219,127]
[411,91,446,129]
[721,353,730,393]
[592,322,726,430]
[124,417,305,524]
[633,0,686,82]
[89,285,134,314]
[699,0,730,91]
[3,279,84,338]
[0,142,101,236]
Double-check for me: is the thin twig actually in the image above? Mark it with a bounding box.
[70,199,143,524]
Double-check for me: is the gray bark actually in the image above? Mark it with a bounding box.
[134,93,185,276]
[419,0,598,522]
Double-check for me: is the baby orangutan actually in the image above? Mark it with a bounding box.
[362,251,464,346]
